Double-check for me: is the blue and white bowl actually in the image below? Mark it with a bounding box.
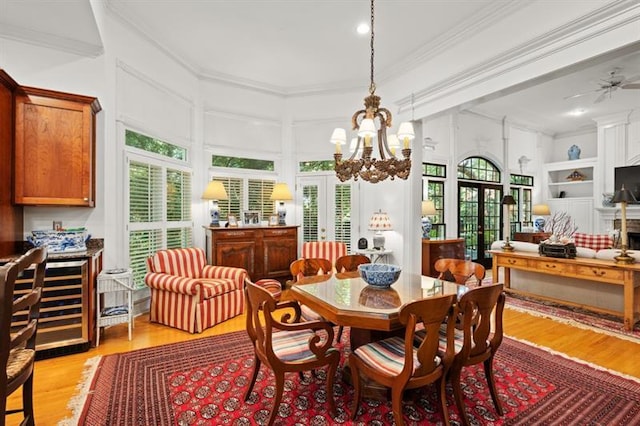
[358,263,402,288]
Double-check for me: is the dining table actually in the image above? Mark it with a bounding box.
[290,270,468,398]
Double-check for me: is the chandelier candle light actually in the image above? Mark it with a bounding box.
[201,181,228,227]
[612,184,637,264]
[330,0,414,183]
[369,210,392,249]
[270,183,293,226]
[501,195,516,251]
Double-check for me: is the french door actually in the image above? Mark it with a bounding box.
[458,182,503,267]
[296,175,356,253]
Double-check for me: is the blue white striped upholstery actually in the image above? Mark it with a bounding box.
[353,336,441,376]
[272,329,318,362]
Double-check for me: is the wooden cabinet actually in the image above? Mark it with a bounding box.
[205,226,298,282]
[421,238,465,277]
[0,70,23,257]
[14,86,101,206]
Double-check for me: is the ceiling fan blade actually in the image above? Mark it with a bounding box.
[621,83,640,89]
[621,74,640,84]
[563,89,600,100]
[593,91,607,104]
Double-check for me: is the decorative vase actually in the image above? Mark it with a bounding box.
[421,217,432,239]
[534,217,546,232]
[567,144,581,160]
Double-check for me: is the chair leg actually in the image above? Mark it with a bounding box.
[326,355,339,417]
[390,385,405,426]
[244,355,261,401]
[268,373,285,426]
[23,373,35,426]
[450,368,470,426]
[438,377,451,426]
[349,358,362,420]
[484,357,504,415]
[336,325,344,343]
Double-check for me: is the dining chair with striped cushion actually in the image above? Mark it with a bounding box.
[301,241,347,270]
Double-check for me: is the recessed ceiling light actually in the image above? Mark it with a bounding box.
[356,23,369,34]
[568,108,587,116]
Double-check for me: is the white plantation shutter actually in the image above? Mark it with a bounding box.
[334,184,351,251]
[248,179,275,220]
[302,185,319,242]
[127,158,193,288]
[214,177,243,220]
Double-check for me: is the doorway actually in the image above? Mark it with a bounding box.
[457,157,503,267]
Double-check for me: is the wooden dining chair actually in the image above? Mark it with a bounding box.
[1,247,47,426]
[446,283,505,426]
[349,294,458,426]
[434,258,486,285]
[244,278,340,426]
[289,258,346,342]
[335,254,370,273]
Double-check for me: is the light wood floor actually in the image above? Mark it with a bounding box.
[6,305,640,426]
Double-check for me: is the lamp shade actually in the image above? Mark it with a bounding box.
[421,200,436,216]
[501,195,516,205]
[368,210,392,231]
[270,183,293,201]
[201,181,228,200]
[612,185,638,203]
[396,122,415,140]
[330,128,347,145]
[532,204,551,215]
[358,118,377,138]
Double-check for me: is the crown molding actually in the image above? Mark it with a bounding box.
[203,108,281,127]
[0,22,103,57]
[396,0,640,114]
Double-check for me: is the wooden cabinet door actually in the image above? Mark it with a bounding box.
[215,240,257,277]
[14,87,100,206]
[263,229,297,279]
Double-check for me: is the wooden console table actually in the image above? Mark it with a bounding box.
[491,250,640,331]
[421,238,465,277]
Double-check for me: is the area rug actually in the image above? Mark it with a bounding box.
[64,330,640,425]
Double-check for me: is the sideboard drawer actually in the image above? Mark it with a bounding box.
[575,265,624,282]
[537,260,572,274]
[497,256,528,268]
[263,228,297,238]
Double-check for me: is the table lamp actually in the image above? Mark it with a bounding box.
[501,195,516,251]
[421,200,437,239]
[369,210,392,249]
[270,183,293,225]
[201,181,228,227]
[532,204,551,232]
[612,185,637,264]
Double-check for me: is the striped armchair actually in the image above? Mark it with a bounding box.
[145,248,247,333]
[301,241,347,269]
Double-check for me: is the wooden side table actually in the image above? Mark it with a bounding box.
[421,238,465,277]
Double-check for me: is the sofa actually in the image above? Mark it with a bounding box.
[145,247,247,333]
[491,233,637,313]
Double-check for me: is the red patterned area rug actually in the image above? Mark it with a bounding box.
[64,330,640,425]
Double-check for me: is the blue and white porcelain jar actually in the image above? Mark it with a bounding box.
[567,144,581,160]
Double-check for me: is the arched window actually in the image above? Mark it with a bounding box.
[457,157,501,183]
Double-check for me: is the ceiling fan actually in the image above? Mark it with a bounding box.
[565,68,640,103]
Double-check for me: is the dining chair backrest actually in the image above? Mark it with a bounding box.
[434,258,486,285]
[335,254,370,273]
[301,241,347,267]
[1,247,47,426]
[289,258,332,282]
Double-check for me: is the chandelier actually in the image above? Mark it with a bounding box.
[331,0,414,183]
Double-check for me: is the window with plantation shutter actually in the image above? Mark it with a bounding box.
[334,184,351,251]
[303,185,319,242]
[248,179,276,220]
[214,177,243,221]
[126,130,193,288]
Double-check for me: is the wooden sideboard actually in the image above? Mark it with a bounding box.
[204,226,298,282]
[421,238,465,277]
[491,250,640,331]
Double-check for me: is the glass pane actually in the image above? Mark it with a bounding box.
[248,179,276,220]
[129,161,163,223]
[484,187,502,258]
[215,178,243,220]
[302,185,319,242]
[166,169,192,222]
[167,227,193,249]
[459,186,479,260]
[212,155,274,171]
[457,157,501,183]
[334,184,351,251]
[126,129,187,160]
[299,160,335,172]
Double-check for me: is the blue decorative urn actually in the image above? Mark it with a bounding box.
[421,217,432,239]
[567,145,581,160]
